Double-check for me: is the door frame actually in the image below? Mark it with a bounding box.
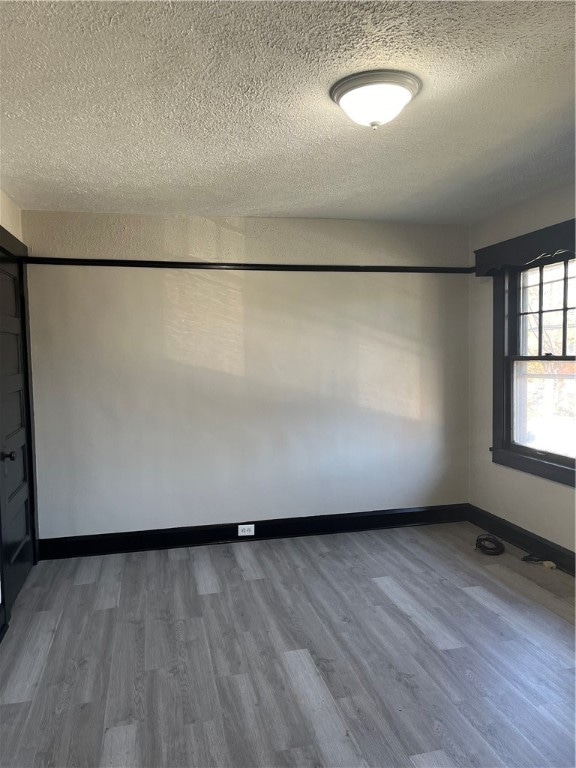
[0,225,38,634]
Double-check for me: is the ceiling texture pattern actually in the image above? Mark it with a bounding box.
[0,1,574,223]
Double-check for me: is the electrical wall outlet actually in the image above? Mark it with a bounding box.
[238,524,255,536]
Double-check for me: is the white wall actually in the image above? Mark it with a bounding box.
[22,212,470,538]
[469,184,575,549]
[0,190,22,241]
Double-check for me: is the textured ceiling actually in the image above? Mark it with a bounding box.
[0,1,574,223]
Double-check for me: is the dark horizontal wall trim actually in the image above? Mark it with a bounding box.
[39,504,470,559]
[468,505,575,576]
[16,256,475,274]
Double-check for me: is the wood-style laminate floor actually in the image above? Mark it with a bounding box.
[0,522,574,768]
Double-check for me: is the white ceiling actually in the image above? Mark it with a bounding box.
[0,1,574,223]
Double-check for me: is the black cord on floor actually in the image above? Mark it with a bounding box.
[475,533,505,556]
[521,553,543,563]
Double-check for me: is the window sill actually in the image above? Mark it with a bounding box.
[491,448,575,487]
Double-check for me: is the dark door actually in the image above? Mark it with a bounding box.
[0,261,34,620]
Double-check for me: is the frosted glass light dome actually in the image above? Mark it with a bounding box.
[330,70,421,129]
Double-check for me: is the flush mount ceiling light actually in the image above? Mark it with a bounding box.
[330,70,421,129]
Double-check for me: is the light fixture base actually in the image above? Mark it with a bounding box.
[330,69,422,104]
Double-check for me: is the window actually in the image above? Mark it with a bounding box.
[475,219,575,485]
[491,254,575,486]
[513,260,575,452]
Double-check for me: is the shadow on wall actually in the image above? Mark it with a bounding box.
[161,269,437,421]
[156,215,467,269]
[164,270,246,378]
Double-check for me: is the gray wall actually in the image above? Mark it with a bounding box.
[23,212,470,538]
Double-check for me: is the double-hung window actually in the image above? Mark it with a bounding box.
[511,259,575,459]
[476,219,576,487]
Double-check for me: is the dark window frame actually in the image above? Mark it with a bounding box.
[492,256,575,487]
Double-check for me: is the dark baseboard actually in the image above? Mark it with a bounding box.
[468,505,575,576]
[39,504,469,559]
[38,503,575,576]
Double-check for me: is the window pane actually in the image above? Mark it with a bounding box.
[520,313,539,355]
[569,259,575,279]
[520,268,540,312]
[542,263,565,311]
[568,276,575,309]
[541,310,563,355]
[513,360,576,458]
[568,308,575,357]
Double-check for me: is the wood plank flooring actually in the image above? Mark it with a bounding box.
[0,522,574,768]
